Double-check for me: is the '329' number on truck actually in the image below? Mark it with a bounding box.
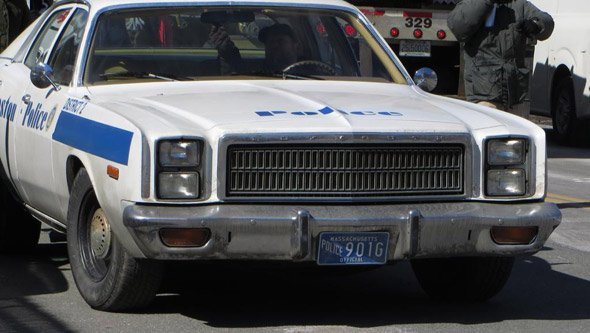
[405,17,433,28]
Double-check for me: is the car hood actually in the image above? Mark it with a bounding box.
[88,80,508,138]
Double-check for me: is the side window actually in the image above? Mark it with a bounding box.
[48,9,89,85]
[24,9,71,68]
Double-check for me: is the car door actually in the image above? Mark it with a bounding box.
[0,45,29,190]
[1,7,72,208]
[11,6,88,218]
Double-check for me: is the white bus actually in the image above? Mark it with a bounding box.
[531,0,590,144]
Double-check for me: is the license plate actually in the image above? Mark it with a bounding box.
[399,40,431,57]
[317,232,390,266]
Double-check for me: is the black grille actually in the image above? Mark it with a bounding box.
[226,145,464,197]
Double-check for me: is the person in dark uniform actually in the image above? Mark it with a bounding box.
[0,0,8,53]
[448,0,554,117]
[29,0,53,19]
[1,0,31,53]
[6,0,31,43]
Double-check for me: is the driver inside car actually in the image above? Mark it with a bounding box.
[209,22,302,74]
[258,23,301,73]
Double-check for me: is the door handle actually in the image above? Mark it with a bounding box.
[22,94,31,105]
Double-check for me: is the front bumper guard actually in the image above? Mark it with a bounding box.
[123,202,561,261]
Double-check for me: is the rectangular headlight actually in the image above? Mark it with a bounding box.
[487,139,526,165]
[158,172,200,199]
[159,140,200,167]
[487,169,526,196]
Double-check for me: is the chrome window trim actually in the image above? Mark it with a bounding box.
[217,133,474,203]
[75,1,413,86]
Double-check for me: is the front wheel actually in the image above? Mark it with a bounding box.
[67,168,162,311]
[552,77,590,145]
[411,256,514,302]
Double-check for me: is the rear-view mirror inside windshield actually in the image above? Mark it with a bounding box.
[200,10,255,25]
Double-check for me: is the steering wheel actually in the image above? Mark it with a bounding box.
[282,60,337,76]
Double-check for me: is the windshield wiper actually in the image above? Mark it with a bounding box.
[99,71,192,81]
[280,72,324,80]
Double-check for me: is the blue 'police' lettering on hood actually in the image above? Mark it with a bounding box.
[256,107,403,117]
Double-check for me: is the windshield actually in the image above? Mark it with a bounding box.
[84,6,407,85]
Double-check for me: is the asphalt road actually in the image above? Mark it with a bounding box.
[1,126,590,333]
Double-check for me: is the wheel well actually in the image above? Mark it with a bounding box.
[551,65,573,116]
[66,156,83,193]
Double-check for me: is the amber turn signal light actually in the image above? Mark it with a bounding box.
[491,227,538,245]
[107,165,119,180]
[160,228,211,247]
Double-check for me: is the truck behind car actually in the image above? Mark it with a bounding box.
[348,0,461,95]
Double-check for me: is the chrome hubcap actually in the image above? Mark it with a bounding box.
[90,208,111,260]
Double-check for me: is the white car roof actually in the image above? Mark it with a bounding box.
[57,0,358,11]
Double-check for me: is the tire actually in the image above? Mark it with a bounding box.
[0,183,41,253]
[411,256,514,302]
[552,77,590,145]
[67,168,162,312]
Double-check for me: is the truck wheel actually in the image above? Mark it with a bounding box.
[67,168,162,312]
[552,77,590,145]
[0,183,41,253]
[411,256,514,302]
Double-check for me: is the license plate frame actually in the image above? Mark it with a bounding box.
[317,232,390,266]
[399,40,431,57]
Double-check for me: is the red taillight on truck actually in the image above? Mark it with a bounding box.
[413,29,423,39]
[390,27,400,38]
[437,30,447,40]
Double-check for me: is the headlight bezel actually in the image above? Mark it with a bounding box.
[484,136,533,198]
[156,138,206,201]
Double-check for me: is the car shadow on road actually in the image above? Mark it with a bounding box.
[0,243,72,333]
[149,250,590,328]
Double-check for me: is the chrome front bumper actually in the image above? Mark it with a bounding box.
[123,202,561,261]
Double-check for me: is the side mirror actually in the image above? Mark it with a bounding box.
[30,63,59,90]
[413,67,438,92]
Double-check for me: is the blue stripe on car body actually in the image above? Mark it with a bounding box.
[52,112,134,165]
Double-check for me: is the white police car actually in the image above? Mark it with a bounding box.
[0,0,561,311]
